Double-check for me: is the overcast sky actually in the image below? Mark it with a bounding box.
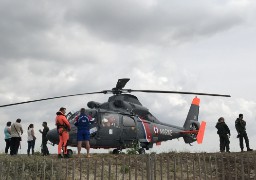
[1,0,256,154]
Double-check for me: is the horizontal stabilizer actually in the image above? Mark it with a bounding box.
[180,130,199,134]
[197,121,206,144]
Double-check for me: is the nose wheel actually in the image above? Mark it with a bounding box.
[113,149,120,154]
[67,149,73,157]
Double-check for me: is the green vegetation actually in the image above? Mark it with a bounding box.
[126,142,140,155]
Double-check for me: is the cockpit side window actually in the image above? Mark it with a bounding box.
[101,113,119,127]
[123,116,135,127]
[87,110,97,118]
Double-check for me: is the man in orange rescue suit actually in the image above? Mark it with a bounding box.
[55,107,71,158]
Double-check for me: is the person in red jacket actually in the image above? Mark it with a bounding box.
[55,107,71,158]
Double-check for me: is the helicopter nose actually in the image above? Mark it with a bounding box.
[47,128,59,145]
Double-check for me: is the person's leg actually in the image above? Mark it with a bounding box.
[62,131,69,155]
[58,135,63,156]
[42,141,47,155]
[85,141,90,157]
[244,133,252,151]
[42,142,45,155]
[239,135,244,151]
[10,138,15,155]
[46,143,49,155]
[219,136,225,152]
[77,141,82,156]
[85,131,90,157]
[27,141,32,155]
[7,139,11,153]
[14,138,20,155]
[31,139,35,155]
[5,139,10,154]
[77,131,83,156]
[224,134,230,152]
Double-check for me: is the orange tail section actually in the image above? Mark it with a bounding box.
[197,121,206,144]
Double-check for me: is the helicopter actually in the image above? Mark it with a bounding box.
[0,78,231,154]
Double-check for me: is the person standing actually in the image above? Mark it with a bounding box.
[27,124,36,156]
[10,118,23,155]
[55,107,71,158]
[235,114,253,152]
[74,108,92,158]
[39,122,50,156]
[4,121,12,154]
[215,117,230,153]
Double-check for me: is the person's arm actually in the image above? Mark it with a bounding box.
[235,120,240,134]
[63,117,71,130]
[7,127,11,135]
[31,129,36,139]
[20,125,23,135]
[226,124,231,136]
[215,123,218,129]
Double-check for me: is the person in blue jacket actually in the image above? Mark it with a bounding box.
[4,121,12,154]
[74,108,92,158]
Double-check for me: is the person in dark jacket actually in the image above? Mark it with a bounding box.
[39,122,49,156]
[216,117,230,153]
[235,114,253,152]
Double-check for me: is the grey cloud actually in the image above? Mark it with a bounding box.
[0,1,56,60]
[65,0,246,45]
[0,0,256,154]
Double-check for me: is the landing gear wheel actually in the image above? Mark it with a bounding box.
[67,149,73,157]
[138,148,145,154]
[113,149,120,154]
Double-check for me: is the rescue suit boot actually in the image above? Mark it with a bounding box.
[58,154,63,158]
[247,148,253,151]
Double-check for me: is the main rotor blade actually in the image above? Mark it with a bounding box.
[0,91,105,108]
[126,89,231,97]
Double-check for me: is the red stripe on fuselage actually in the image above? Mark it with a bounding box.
[140,118,152,142]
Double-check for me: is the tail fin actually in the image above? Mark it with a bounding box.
[183,97,201,144]
[183,97,200,129]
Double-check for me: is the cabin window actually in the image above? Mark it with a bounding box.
[101,113,119,127]
[123,116,135,127]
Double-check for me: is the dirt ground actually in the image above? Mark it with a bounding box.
[0,151,256,179]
